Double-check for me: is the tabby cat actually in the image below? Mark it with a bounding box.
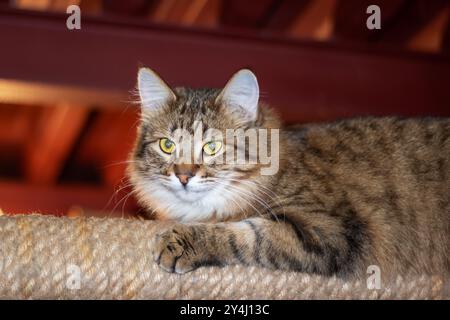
[128,68,450,279]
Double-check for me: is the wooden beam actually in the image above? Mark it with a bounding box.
[13,0,80,11]
[24,104,89,184]
[190,0,221,27]
[380,0,449,45]
[0,145,22,179]
[334,0,405,42]
[179,0,210,26]
[148,0,177,22]
[102,0,152,16]
[264,0,312,32]
[0,8,450,124]
[150,0,194,24]
[334,0,449,45]
[0,79,126,108]
[13,0,53,11]
[288,0,337,40]
[0,104,35,180]
[0,104,35,146]
[74,109,139,187]
[0,181,139,215]
[79,0,103,14]
[220,0,277,29]
[444,11,450,51]
[407,6,450,53]
[150,0,213,26]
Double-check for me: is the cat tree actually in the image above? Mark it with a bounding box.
[0,214,447,299]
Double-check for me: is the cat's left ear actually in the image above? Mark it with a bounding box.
[216,69,259,121]
[137,68,176,111]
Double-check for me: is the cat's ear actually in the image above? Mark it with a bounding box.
[216,69,259,121]
[137,68,176,111]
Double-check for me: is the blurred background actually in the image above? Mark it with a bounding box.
[0,0,449,217]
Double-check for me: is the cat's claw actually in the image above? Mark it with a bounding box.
[152,226,198,274]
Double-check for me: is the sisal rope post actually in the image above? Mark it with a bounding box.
[0,214,448,299]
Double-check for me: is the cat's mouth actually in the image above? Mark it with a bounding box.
[168,183,215,202]
[173,187,209,202]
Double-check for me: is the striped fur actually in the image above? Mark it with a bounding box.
[128,85,450,279]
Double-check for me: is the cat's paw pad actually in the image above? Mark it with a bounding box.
[152,226,197,274]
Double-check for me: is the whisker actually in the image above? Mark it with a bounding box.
[218,187,249,219]
[212,179,271,219]
[227,178,286,221]
[121,190,136,217]
[103,160,137,169]
[108,188,138,217]
[213,178,281,222]
[101,181,133,213]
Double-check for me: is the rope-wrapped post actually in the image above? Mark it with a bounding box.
[0,214,448,299]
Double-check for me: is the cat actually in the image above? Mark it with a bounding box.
[128,67,450,279]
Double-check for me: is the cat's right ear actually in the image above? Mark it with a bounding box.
[215,69,259,122]
[137,68,176,111]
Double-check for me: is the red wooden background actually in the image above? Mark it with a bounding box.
[0,0,449,216]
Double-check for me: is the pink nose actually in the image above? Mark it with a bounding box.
[176,174,191,186]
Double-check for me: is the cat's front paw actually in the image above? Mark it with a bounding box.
[152,225,199,274]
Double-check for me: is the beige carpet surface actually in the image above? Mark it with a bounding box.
[0,214,448,299]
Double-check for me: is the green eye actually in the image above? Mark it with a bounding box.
[203,141,222,156]
[159,138,175,154]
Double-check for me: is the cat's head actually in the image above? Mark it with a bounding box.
[128,68,281,222]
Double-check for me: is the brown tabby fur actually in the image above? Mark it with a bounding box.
[128,80,450,279]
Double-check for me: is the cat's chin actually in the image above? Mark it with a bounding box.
[173,187,211,202]
[139,181,234,222]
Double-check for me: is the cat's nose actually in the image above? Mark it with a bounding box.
[173,164,198,186]
[176,174,191,186]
